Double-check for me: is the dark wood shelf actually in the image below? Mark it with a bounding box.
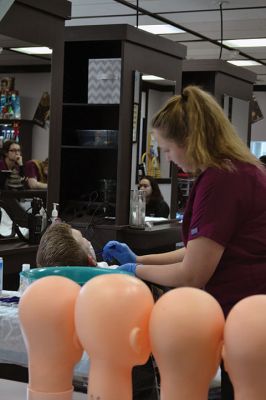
[51,24,185,227]
[63,103,119,107]
[61,145,118,150]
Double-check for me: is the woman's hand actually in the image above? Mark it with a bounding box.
[102,240,137,264]
[16,155,23,166]
[117,263,137,275]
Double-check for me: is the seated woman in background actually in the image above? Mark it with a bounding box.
[139,175,169,218]
[0,140,25,189]
[259,155,266,167]
[25,158,48,189]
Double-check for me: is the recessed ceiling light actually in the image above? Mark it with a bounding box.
[138,25,185,35]
[10,47,52,55]
[222,38,266,47]
[142,75,165,81]
[227,60,262,66]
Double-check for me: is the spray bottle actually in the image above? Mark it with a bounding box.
[51,203,60,224]
[40,205,47,231]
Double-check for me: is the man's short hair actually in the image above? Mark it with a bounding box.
[36,222,89,267]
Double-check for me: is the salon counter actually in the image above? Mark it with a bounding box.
[116,221,182,254]
[71,219,183,256]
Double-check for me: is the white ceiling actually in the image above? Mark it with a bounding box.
[67,0,266,85]
[0,0,266,85]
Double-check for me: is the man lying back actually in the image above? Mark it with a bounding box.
[36,222,99,267]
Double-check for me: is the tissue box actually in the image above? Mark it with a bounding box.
[88,58,121,104]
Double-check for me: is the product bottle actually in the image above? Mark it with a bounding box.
[19,263,30,295]
[51,203,60,224]
[40,206,47,231]
[0,257,3,295]
[129,189,146,229]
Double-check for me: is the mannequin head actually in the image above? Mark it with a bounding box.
[19,276,83,394]
[149,287,224,399]
[223,295,266,400]
[75,274,154,367]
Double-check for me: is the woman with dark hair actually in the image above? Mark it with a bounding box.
[139,175,169,218]
[0,140,25,189]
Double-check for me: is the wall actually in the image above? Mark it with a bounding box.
[159,182,171,208]
[10,72,51,160]
[251,91,266,141]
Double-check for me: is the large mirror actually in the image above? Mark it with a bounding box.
[0,36,50,240]
[131,71,176,187]
[0,0,66,241]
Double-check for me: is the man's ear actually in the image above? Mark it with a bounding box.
[87,254,97,266]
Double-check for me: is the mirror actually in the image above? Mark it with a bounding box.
[0,8,53,240]
[131,71,176,186]
[223,94,250,146]
[0,34,51,237]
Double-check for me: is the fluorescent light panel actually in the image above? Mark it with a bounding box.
[138,24,185,35]
[142,75,165,81]
[227,60,262,66]
[10,47,52,55]
[222,38,266,48]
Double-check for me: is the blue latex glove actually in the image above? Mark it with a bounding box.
[117,263,137,275]
[102,240,137,264]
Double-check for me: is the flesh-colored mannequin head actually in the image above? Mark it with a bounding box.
[75,274,154,400]
[19,276,83,400]
[223,295,266,400]
[149,287,225,400]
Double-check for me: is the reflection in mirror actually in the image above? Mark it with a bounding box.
[223,94,250,146]
[132,72,175,184]
[0,37,51,241]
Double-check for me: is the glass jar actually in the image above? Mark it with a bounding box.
[129,189,146,229]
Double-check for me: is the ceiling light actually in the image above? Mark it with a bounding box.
[138,25,185,35]
[227,60,262,66]
[222,38,266,48]
[10,47,53,55]
[142,75,165,81]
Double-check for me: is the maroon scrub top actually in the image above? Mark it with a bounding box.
[182,160,266,317]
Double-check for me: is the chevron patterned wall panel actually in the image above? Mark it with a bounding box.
[88,58,121,104]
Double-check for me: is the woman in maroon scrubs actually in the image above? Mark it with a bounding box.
[103,86,266,400]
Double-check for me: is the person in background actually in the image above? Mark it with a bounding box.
[259,154,266,167]
[25,158,48,189]
[103,85,266,400]
[0,139,25,189]
[139,175,169,218]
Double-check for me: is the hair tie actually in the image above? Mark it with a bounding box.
[181,92,188,102]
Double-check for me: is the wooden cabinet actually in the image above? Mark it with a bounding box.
[50,25,186,230]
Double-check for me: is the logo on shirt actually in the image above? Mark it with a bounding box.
[191,227,198,235]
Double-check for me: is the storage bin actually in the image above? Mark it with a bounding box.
[76,129,118,147]
[88,58,121,104]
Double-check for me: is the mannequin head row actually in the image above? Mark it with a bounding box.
[19,274,266,400]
